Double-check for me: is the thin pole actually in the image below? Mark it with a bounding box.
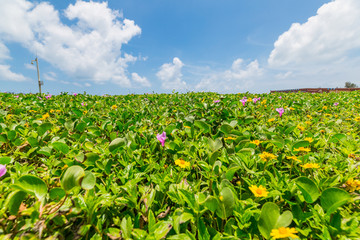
[32,57,42,94]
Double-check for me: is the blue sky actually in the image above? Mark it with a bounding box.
[1,0,360,95]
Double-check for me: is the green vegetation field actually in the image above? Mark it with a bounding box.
[0,91,359,239]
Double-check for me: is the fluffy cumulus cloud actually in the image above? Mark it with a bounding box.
[0,0,144,87]
[195,59,263,92]
[268,0,360,87]
[156,57,187,90]
[131,72,151,87]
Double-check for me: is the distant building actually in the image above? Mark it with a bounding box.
[270,88,360,93]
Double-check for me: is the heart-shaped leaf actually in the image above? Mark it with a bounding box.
[320,188,351,214]
[61,166,85,192]
[295,177,320,203]
[258,202,293,239]
[15,175,48,200]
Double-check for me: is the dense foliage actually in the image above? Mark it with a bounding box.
[0,91,359,239]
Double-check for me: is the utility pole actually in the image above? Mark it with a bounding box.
[31,57,43,94]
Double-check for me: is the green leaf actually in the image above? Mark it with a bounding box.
[220,124,233,134]
[61,166,85,192]
[320,188,351,214]
[81,171,96,190]
[52,141,69,154]
[0,156,11,164]
[216,187,235,219]
[109,138,126,152]
[208,138,223,152]
[153,222,172,240]
[258,202,293,239]
[37,123,52,135]
[14,175,48,200]
[194,120,211,133]
[120,216,133,239]
[5,190,27,215]
[49,187,66,202]
[329,134,346,143]
[295,177,320,203]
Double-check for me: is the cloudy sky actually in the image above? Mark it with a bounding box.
[1,0,359,94]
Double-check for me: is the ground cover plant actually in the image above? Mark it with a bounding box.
[0,91,359,239]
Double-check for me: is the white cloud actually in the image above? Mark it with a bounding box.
[131,72,151,87]
[195,59,263,92]
[0,65,28,82]
[268,0,360,69]
[43,72,57,81]
[156,57,186,90]
[24,63,36,70]
[0,42,11,62]
[0,0,141,86]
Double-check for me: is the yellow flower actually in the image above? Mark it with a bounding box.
[259,152,277,161]
[175,159,190,169]
[345,179,360,192]
[325,113,332,117]
[50,109,55,113]
[24,123,29,128]
[6,114,13,120]
[307,115,312,119]
[305,121,311,125]
[250,140,262,146]
[184,126,191,129]
[323,106,328,110]
[294,147,311,152]
[83,110,88,114]
[355,117,360,121]
[304,137,313,143]
[249,185,268,197]
[29,110,37,113]
[268,118,275,122]
[261,100,267,105]
[286,156,301,162]
[219,196,224,201]
[224,136,236,141]
[111,105,117,110]
[320,130,325,133]
[39,113,50,121]
[289,107,295,110]
[297,124,305,131]
[56,110,61,113]
[270,227,299,239]
[300,163,320,169]
[247,98,252,102]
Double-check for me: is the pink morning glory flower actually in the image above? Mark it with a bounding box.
[45,94,52,99]
[81,102,87,106]
[334,102,339,106]
[157,132,166,147]
[279,96,282,99]
[14,95,19,98]
[253,97,261,103]
[73,93,77,96]
[240,99,247,106]
[276,108,284,117]
[0,165,6,178]
[214,100,220,103]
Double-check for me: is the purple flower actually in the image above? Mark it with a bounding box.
[253,97,260,103]
[276,108,284,117]
[45,94,52,99]
[0,165,6,178]
[157,132,166,147]
[73,93,77,96]
[214,100,220,103]
[334,102,339,106]
[240,99,247,106]
[279,96,282,99]
[81,102,87,106]
[14,95,19,98]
